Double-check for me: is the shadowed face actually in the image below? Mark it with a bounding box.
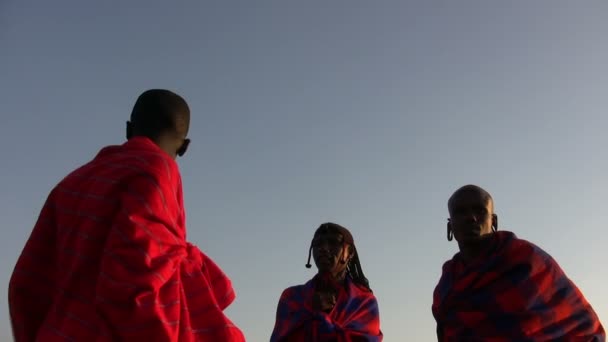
[312,230,351,273]
[448,190,497,244]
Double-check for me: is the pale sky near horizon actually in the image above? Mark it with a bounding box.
[1,1,606,340]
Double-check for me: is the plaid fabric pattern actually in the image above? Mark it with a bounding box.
[433,231,605,341]
[8,137,245,342]
[271,276,382,342]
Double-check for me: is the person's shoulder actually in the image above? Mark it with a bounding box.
[279,280,312,301]
[280,283,306,296]
[53,145,120,188]
[505,231,551,256]
[122,141,178,177]
[105,141,178,179]
[440,254,458,273]
[58,143,177,196]
[502,231,559,267]
[350,282,377,300]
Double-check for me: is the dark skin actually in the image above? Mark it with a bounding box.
[126,120,190,159]
[311,231,352,312]
[447,188,498,263]
[125,89,191,159]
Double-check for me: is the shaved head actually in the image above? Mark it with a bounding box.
[127,89,191,158]
[129,89,190,140]
[447,184,498,256]
[448,184,494,215]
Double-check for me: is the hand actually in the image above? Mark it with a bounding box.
[313,291,337,312]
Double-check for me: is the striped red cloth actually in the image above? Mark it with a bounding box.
[9,137,245,341]
[433,231,605,341]
[270,275,382,342]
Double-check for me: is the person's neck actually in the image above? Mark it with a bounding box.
[458,244,483,263]
[331,269,347,283]
[317,270,346,290]
[458,235,494,263]
[131,134,178,159]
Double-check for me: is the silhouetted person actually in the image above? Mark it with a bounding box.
[433,184,605,341]
[271,222,383,341]
[9,89,245,341]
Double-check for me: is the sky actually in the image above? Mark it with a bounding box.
[1,1,607,340]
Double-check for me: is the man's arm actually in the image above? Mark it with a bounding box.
[343,295,383,342]
[270,289,293,342]
[9,191,57,342]
[436,322,443,341]
[320,293,382,341]
[94,173,201,340]
[186,244,237,311]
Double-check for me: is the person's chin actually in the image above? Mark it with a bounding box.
[462,233,494,244]
[316,262,333,273]
[459,234,484,244]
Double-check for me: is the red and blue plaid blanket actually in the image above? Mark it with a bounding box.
[433,231,605,341]
[271,275,382,341]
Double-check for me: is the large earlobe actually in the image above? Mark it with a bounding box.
[447,220,453,241]
[126,121,132,139]
[176,138,190,157]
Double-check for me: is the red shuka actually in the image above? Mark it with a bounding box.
[8,137,245,341]
[270,276,382,342]
[433,231,604,341]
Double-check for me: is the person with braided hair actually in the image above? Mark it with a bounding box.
[433,184,604,341]
[270,222,382,342]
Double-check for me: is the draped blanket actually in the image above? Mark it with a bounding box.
[433,231,605,341]
[271,276,382,342]
[9,137,245,341]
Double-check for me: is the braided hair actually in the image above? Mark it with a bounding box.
[305,222,372,292]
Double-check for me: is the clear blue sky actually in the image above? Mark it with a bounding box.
[1,1,606,340]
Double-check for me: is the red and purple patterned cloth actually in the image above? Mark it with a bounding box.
[433,231,605,341]
[271,275,382,341]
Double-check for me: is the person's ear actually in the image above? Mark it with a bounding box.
[447,219,453,241]
[126,121,133,139]
[177,139,190,157]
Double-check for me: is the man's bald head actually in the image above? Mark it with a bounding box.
[447,185,498,252]
[127,89,191,158]
[129,89,190,139]
[448,184,494,215]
